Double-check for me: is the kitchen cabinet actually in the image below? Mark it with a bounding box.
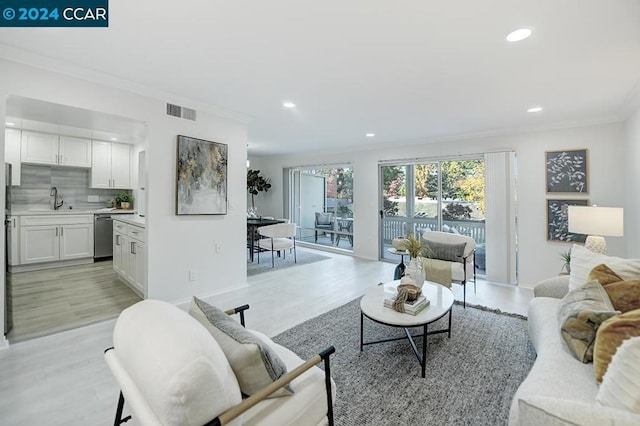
[21,131,91,167]
[91,141,131,189]
[113,219,145,296]
[19,215,94,265]
[5,128,21,186]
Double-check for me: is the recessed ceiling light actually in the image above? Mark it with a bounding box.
[366,133,375,137]
[282,102,296,108]
[527,106,543,113]
[110,137,118,141]
[506,28,532,42]
[5,122,15,126]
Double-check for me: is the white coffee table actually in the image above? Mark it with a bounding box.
[360,280,455,377]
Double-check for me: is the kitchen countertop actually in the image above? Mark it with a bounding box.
[8,208,137,216]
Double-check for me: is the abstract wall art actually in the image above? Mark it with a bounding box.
[547,199,588,242]
[545,149,588,193]
[176,135,228,215]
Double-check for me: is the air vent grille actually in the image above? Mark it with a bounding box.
[166,103,197,121]
[182,107,197,121]
[166,103,182,118]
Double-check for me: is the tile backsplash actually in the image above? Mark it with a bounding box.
[9,164,130,211]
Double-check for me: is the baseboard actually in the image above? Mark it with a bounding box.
[9,257,94,273]
[0,335,9,350]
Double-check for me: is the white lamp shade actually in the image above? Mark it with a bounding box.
[567,206,624,237]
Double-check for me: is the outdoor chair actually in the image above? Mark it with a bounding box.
[104,299,336,426]
[314,212,334,243]
[258,223,297,268]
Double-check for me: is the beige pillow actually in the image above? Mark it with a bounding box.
[588,264,640,313]
[587,263,623,286]
[593,310,640,383]
[557,280,619,362]
[569,244,640,291]
[189,297,293,398]
[597,336,640,414]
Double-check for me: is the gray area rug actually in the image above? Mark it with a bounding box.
[273,298,536,425]
[247,247,331,276]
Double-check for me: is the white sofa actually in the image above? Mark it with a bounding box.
[509,275,640,425]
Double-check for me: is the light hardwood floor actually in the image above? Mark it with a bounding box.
[6,261,142,343]
[0,248,533,425]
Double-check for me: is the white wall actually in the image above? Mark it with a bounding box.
[253,122,627,287]
[0,58,248,339]
[624,107,640,257]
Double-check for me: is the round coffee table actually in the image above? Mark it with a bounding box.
[360,280,454,377]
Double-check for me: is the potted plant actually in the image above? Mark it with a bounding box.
[247,169,271,214]
[116,192,134,210]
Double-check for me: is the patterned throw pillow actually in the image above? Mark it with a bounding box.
[557,280,619,362]
[593,309,640,383]
[189,297,293,398]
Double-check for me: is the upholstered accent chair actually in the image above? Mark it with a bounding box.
[421,231,476,307]
[258,223,297,268]
[104,299,336,426]
[314,212,334,243]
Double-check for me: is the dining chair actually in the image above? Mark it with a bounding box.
[258,223,297,267]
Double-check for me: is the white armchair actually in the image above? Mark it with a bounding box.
[258,223,297,268]
[104,300,335,426]
[421,231,476,307]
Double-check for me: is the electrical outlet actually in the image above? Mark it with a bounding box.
[216,242,222,253]
[189,270,198,281]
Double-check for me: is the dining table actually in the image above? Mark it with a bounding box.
[247,217,285,262]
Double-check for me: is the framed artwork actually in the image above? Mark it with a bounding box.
[545,149,588,193]
[547,199,588,242]
[176,135,228,215]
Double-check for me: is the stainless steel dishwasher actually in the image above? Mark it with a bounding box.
[94,214,114,259]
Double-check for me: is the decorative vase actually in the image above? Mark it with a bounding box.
[121,201,131,210]
[405,257,426,289]
[392,237,408,251]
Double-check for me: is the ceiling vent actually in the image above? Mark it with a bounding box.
[166,103,197,121]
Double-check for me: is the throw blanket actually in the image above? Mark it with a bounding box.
[424,258,452,287]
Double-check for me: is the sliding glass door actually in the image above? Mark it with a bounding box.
[287,165,354,252]
[380,159,486,275]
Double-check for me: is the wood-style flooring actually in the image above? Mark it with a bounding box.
[0,249,533,425]
[6,260,142,343]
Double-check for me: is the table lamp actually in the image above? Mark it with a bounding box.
[567,205,623,254]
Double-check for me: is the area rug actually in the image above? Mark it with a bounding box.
[273,298,535,425]
[247,247,331,276]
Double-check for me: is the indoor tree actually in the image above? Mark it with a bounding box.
[247,169,271,210]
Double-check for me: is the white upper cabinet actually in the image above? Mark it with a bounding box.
[21,131,58,165]
[58,136,92,167]
[21,131,91,167]
[91,141,131,189]
[5,128,21,186]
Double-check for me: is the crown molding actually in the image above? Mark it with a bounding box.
[0,43,252,125]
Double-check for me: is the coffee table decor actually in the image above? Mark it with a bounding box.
[386,283,428,314]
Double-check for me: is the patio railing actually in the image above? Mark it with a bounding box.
[382,216,486,245]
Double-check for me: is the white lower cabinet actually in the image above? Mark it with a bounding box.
[113,220,146,296]
[19,215,94,265]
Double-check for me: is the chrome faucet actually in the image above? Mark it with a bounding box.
[50,186,64,210]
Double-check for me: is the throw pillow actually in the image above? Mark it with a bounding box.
[587,264,623,286]
[189,297,293,398]
[569,244,640,291]
[557,280,619,362]
[315,212,332,225]
[596,336,640,414]
[588,264,640,312]
[602,281,640,313]
[423,240,467,263]
[593,309,640,383]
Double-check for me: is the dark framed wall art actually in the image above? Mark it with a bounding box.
[176,135,228,215]
[547,199,589,242]
[545,149,588,193]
